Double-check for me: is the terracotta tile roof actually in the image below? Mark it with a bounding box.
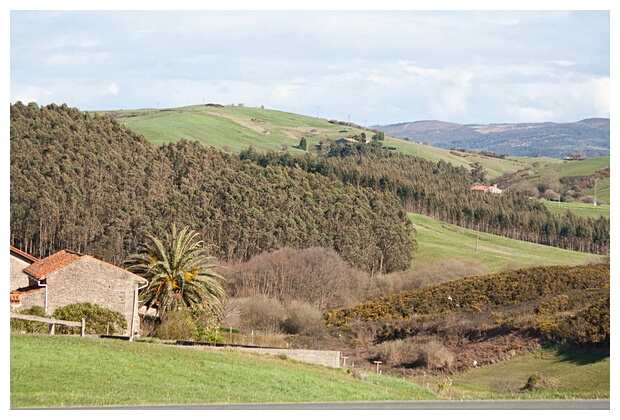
[10,292,21,304]
[23,250,83,280]
[471,185,490,191]
[10,246,39,263]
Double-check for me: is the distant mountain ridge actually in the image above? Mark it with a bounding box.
[374,118,609,158]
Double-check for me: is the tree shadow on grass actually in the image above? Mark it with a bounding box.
[554,345,609,365]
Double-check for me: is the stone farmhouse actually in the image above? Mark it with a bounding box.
[334,137,372,146]
[9,247,148,337]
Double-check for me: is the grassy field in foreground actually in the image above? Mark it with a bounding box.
[409,213,606,274]
[10,334,435,408]
[10,334,609,408]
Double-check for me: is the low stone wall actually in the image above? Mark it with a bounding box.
[177,341,342,369]
[231,347,341,369]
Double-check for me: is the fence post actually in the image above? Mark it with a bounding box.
[49,318,55,335]
[81,318,85,337]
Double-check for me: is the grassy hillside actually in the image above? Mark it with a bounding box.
[10,333,608,408]
[409,213,605,275]
[107,105,611,216]
[10,333,435,408]
[500,155,610,209]
[449,346,609,399]
[108,105,610,207]
[105,104,530,179]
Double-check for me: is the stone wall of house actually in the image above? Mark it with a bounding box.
[10,254,32,291]
[13,288,45,311]
[45,256,142,336]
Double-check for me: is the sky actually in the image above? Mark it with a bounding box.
[5,3,612,126]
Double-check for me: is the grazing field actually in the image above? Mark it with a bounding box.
[10,333,435,408]
[447,346,609,400]
[10,333,608,408]
[408,213,605,275]
[105,105,531,179]
[510,155,610,206]
[543,200,610,219]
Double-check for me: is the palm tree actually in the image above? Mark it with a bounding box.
[123,225,227,320]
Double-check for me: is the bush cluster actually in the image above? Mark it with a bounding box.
[51,302,126,335]
[324,263,609,327]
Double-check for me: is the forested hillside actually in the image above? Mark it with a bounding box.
[239,144,610,255]
[10,102,415,273]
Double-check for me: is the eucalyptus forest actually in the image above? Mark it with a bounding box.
[10,102,610,274]
[10,102,415,274]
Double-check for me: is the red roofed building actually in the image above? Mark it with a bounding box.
[470,184,502,194]
[10,247,148,337]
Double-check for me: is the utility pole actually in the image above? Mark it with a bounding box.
[593,177,598,206]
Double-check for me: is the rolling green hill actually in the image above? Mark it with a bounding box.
[10,333,435,407]
[104,104,534,180]
[106,105,609,213]
[500,155,610,207]
[408,213,606,275]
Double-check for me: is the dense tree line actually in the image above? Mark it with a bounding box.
[239,143,609,255]
[10,102,415,274]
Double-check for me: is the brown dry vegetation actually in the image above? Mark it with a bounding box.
[314,263,609,377]
[216,248,608,379]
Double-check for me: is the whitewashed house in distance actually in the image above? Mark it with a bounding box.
[470,184,502,194]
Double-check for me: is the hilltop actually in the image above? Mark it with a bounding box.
[104,104,537,180]
[374,118,610,158]
[106,105,610,204]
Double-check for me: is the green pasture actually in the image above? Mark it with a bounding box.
[10,333,435,408]
[543,200,610,219]
[10,332,608,408]
[447,346,609,399]
[511,156,610,204]
[409,213,606,274]
[107,105,530,178]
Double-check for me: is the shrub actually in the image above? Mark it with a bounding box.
[10,306,49,334]
[436,377,453,394]
[376,339,415,366]
[155,309,197,341]
[190,306,224,342]
[281,301,323,335]
[239,295,286,334]
[411,338,454,370]
[52,302,126,335]
[521,372,557,391]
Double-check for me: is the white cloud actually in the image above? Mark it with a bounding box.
[100,83,119,96]
[505,106,557,123]
[8,10,610,124]
[45,51,114,69]
[10,85,52,105]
